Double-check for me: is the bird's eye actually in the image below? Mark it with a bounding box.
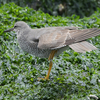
[14,26,17,28]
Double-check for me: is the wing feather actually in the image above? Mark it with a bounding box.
[37,27,100,50]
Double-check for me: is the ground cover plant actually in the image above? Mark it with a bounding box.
[0,0,99,18]
[0,3,100,100]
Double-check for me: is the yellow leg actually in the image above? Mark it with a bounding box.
[38,50,57,80]
[48,50,57,60]
[44,60,53,80]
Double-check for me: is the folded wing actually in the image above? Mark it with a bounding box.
[37,27,100,52]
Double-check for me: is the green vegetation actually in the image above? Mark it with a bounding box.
[0,3,100,100]
[0,0,99,18]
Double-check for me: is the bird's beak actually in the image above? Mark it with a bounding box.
[4,28,14,32]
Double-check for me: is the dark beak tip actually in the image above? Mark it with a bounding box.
[4,30,8,32]
[4,28,14,32]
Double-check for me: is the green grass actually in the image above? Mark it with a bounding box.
[0,3,100,100]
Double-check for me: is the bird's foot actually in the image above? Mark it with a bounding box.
[38,76,49,81]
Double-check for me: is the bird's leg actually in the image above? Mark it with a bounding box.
[38,50,57,80]
[44,50,57,80]
[48,50,57,60]
[44,60,53,80]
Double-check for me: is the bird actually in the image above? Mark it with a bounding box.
[4,21,100,80]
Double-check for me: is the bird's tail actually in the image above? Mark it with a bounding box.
[69,41,97,53]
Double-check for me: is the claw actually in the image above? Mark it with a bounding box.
[37,76,49,81]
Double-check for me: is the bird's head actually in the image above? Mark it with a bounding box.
[4,21,30,33]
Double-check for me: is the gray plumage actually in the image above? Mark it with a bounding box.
[4,21,100,58]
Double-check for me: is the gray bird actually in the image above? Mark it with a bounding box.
[4,21,100,80]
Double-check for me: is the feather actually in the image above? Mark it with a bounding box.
[69,41,97,53]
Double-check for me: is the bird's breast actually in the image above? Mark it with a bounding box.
[17,35,51,58]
